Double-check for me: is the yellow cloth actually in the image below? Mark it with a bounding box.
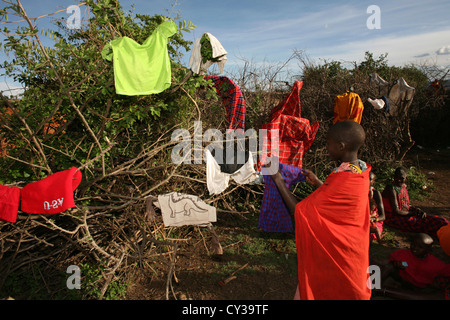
[333,91,364,124]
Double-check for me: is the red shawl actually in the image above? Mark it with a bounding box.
[294,165,372,300]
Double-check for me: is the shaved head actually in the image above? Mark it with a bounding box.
[327,121,366,152]
[416,233,434,246]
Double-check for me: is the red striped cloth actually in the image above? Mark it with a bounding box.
[260,81,319,168]
[205,76,245,130]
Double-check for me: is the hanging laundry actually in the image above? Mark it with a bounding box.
[269,81,302,119]
[369,72,389,87]
[216,138,249,174]
[398,77,415,93]
[380,95,390,113]
[205,76,245,130]
[21,167,82,214]
[368,73,414,116]
[367,97,385,110]
[389,77,415,116]
[259,162,307,233]
[101,20,177,96]
[155,192,216,227]
[206,149,258,195]
[333,91,364,124]
[368,73,390,107]
[0,185,21,223]
[259,81,319,168]
[189,33,228,75]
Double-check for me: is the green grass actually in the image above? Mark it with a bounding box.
[209,211,298,282]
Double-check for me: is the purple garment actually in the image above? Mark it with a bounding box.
[259,163,307,232]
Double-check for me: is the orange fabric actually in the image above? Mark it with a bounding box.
[333,91,364,124]
[437,224,450,256]
[294,165,372,300]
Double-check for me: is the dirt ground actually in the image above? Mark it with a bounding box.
[126,147,450,300]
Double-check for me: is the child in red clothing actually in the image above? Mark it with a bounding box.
[376,233,450,299]
[369,171,385,243]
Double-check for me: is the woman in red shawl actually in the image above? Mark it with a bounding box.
[267,121,372,300]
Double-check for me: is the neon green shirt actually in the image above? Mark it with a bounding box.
[102,20,177,95]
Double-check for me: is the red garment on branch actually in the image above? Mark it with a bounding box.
[21,167,82,214]
[0,185,21,223]
[294,166,372,300]
[205,76,245,131]
[260,81,319,168]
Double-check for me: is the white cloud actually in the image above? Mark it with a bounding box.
[436,45,450,55]
[0,81,25,98]
[312,29,450,67]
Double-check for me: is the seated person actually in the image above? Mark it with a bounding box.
[369,171,385,243]
[375,233,450,300]
[381,167,448,237]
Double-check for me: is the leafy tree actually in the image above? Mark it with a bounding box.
[0,0,206,186]
[357,51,389,78]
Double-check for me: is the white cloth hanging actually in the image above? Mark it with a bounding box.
[397,77,415,93]
[369,73,389,86]
[367,97,385,110]
[389,77,415,115]
[189,32,228,74]
[205,149,258,195]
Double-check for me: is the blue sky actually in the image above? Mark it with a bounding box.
[1,0,450,93]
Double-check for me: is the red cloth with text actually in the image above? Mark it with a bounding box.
[21,167,82,214]
[259,81,319,168]
[0,185,21,223]
[294,165,372,300]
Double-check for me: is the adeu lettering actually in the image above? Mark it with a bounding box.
[43,198,64,210]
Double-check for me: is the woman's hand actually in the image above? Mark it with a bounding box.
[305,170,323,187]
